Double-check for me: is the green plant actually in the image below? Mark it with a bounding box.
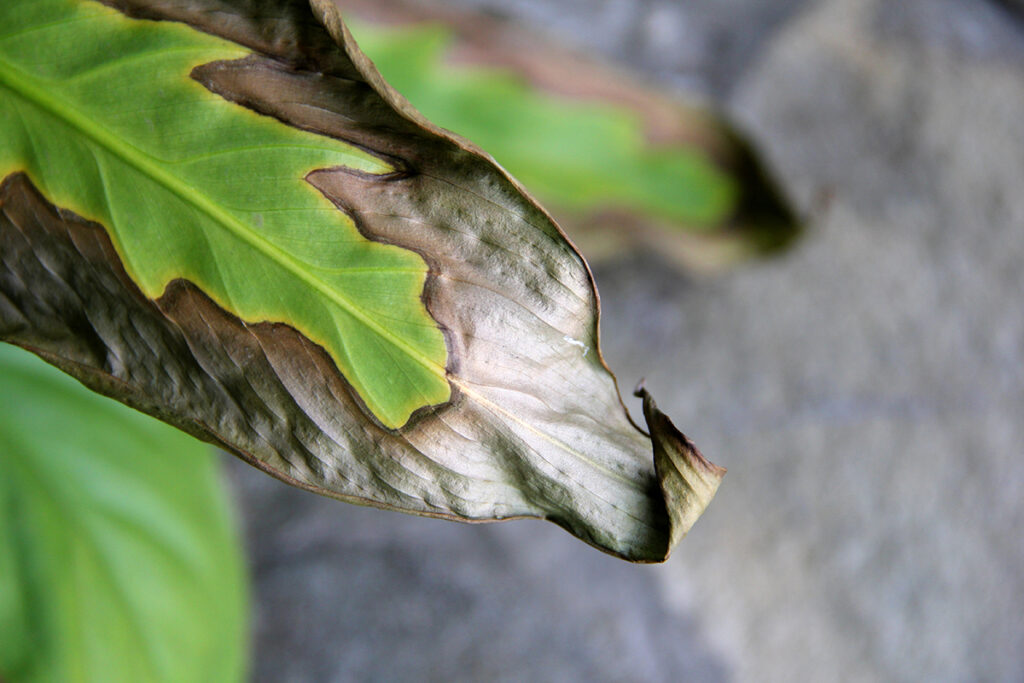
[0,344,248,682]
[1,0,730,679]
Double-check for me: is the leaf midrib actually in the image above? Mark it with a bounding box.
[0,53,446,379]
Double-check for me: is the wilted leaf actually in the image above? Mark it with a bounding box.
[0,344,247,683]
[341,0,801,268]
[0,0,724,561]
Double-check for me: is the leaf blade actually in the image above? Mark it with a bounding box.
[0,344,248,683]
[0,0,724,561]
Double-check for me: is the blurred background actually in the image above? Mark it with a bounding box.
[226,0,1024,680]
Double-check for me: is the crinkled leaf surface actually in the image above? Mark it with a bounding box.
[0,0,724,561]
[0,343,248,683]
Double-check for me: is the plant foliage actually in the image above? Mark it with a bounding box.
[0,345,247,683]
[0,0,724,563]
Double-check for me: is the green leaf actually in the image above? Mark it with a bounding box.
[0,343,248,683]
[340,3,800,267]
[348,21,736,227]
[0,0,724,562]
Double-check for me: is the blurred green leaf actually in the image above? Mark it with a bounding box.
[0,344,248,683]
[350,20,737,227]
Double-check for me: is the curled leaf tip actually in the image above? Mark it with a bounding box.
[637,385,726,558]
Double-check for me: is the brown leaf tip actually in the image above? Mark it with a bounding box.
[636,384,725,555]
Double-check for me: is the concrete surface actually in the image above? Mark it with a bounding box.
[231,468,727,682]
[225,0,1024,680]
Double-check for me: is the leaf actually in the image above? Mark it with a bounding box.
[340,0,800,268]
[0,343,248,683]
[0,0,446,430]
[347,21,736,226]
[0,0,724,561]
